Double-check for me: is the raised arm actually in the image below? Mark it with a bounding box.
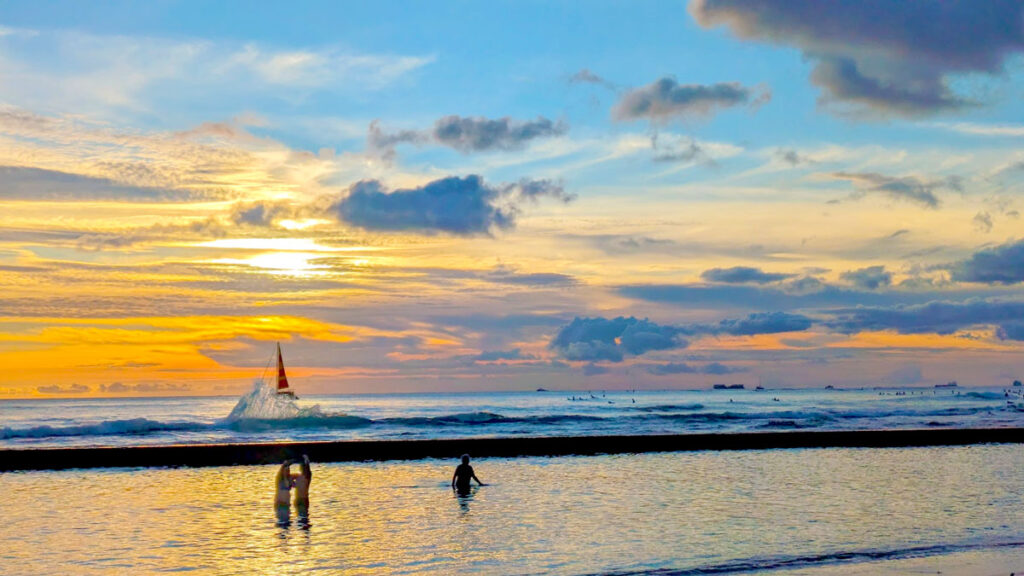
[301,454,312,483]
[276,460,293,489]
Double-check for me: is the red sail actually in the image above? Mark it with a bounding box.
[276,342,290,392]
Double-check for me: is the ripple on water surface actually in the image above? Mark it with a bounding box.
[2,444,1023,575]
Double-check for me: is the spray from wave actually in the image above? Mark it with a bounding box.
[224,381,372,430]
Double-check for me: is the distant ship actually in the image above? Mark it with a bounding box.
[935,381,958,389]
[713,384,745,390]
[271,342,297,398]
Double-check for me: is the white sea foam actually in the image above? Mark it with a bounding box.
[226,380,324,421]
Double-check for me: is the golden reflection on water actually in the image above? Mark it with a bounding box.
[1,446,1022,575]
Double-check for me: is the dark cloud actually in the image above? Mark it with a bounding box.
[690,0,1024,116]
[950,239,1024,284]
[832,172,954,208]
[996,322,1024,341]
[549,311,812,363]
[369,115,567,158]
[433,115,567,153]
[569,68,612,88]
[486,266,578,287]
[98,382,189,394]
[472,349,533,362]
[776,148,813,166]
[367,120,426,163]
[840,266,892,290]
[826,299,1024,335]
[0,166,204,202]
[331,175,571,235]
[36,383,90,395]
[703,312,813,336]
[230,201,297,227]
[618,282,939,311]
[549,316,689,363]
[701,266,793,284]
[781,275,827,294]
[584,234,678,255]
[645,361,747,375]
[973,211,994,233]
[613,77,770,122]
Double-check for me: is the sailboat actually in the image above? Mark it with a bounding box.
[272,342,297,398]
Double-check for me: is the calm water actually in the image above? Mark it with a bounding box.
[3,386,1023,448]
[1,445,1022,575]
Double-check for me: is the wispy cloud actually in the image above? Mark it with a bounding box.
[0,27,433,115]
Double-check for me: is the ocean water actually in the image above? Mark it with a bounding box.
[1,445,1021,575]
[2,384,1023,449]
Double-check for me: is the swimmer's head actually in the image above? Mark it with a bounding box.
[461,454,470,464]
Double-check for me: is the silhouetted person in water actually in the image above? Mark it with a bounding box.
[452,454,485,495]
[292,454,312,518]
[274,459,294,524]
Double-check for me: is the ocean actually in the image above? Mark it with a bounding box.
[2,385,1023,575]
[2,385,1023,449]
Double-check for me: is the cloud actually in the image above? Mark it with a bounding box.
[648,133,744,164]
[369,115,567,159]
[472,349,533,362]
[549,316,689,363]
[331,175,572,235]
[703,312,813,336]
[486,265,578,287]
[776,148,813,166]
[936,122,1024,137]
[0,28,433,115]
[840,266,892,290]
[229,200,298,227]
[826,299,1024,335]
[0,166,205,202]
[36,383,90,395]
[613,76,770,122]
[568,69,616,90]
[583,363,610,376]
[996,322,1024,341]
[950,239,1024,284]
[689,0,1024,116]
[98,381,190,394]
[702,266,793,284]
[645,361,747,375]
[831,172,951,208]
[973,211,994,233]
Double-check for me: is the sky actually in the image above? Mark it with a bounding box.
[1,0,1024,398]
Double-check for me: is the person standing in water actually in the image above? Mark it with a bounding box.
[292,454,312,518]
[451,454,485,494]
[274,459,295,524]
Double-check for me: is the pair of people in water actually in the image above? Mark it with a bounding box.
[275,454,312,522]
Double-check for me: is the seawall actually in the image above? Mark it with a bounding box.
[2,427,1023,472]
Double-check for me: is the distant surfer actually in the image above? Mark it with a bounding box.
[452,454,486,495]
[292,454,312,518]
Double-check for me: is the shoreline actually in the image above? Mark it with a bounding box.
[2,427,1022,472]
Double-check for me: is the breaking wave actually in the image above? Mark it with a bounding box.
[3,384,1019,442]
